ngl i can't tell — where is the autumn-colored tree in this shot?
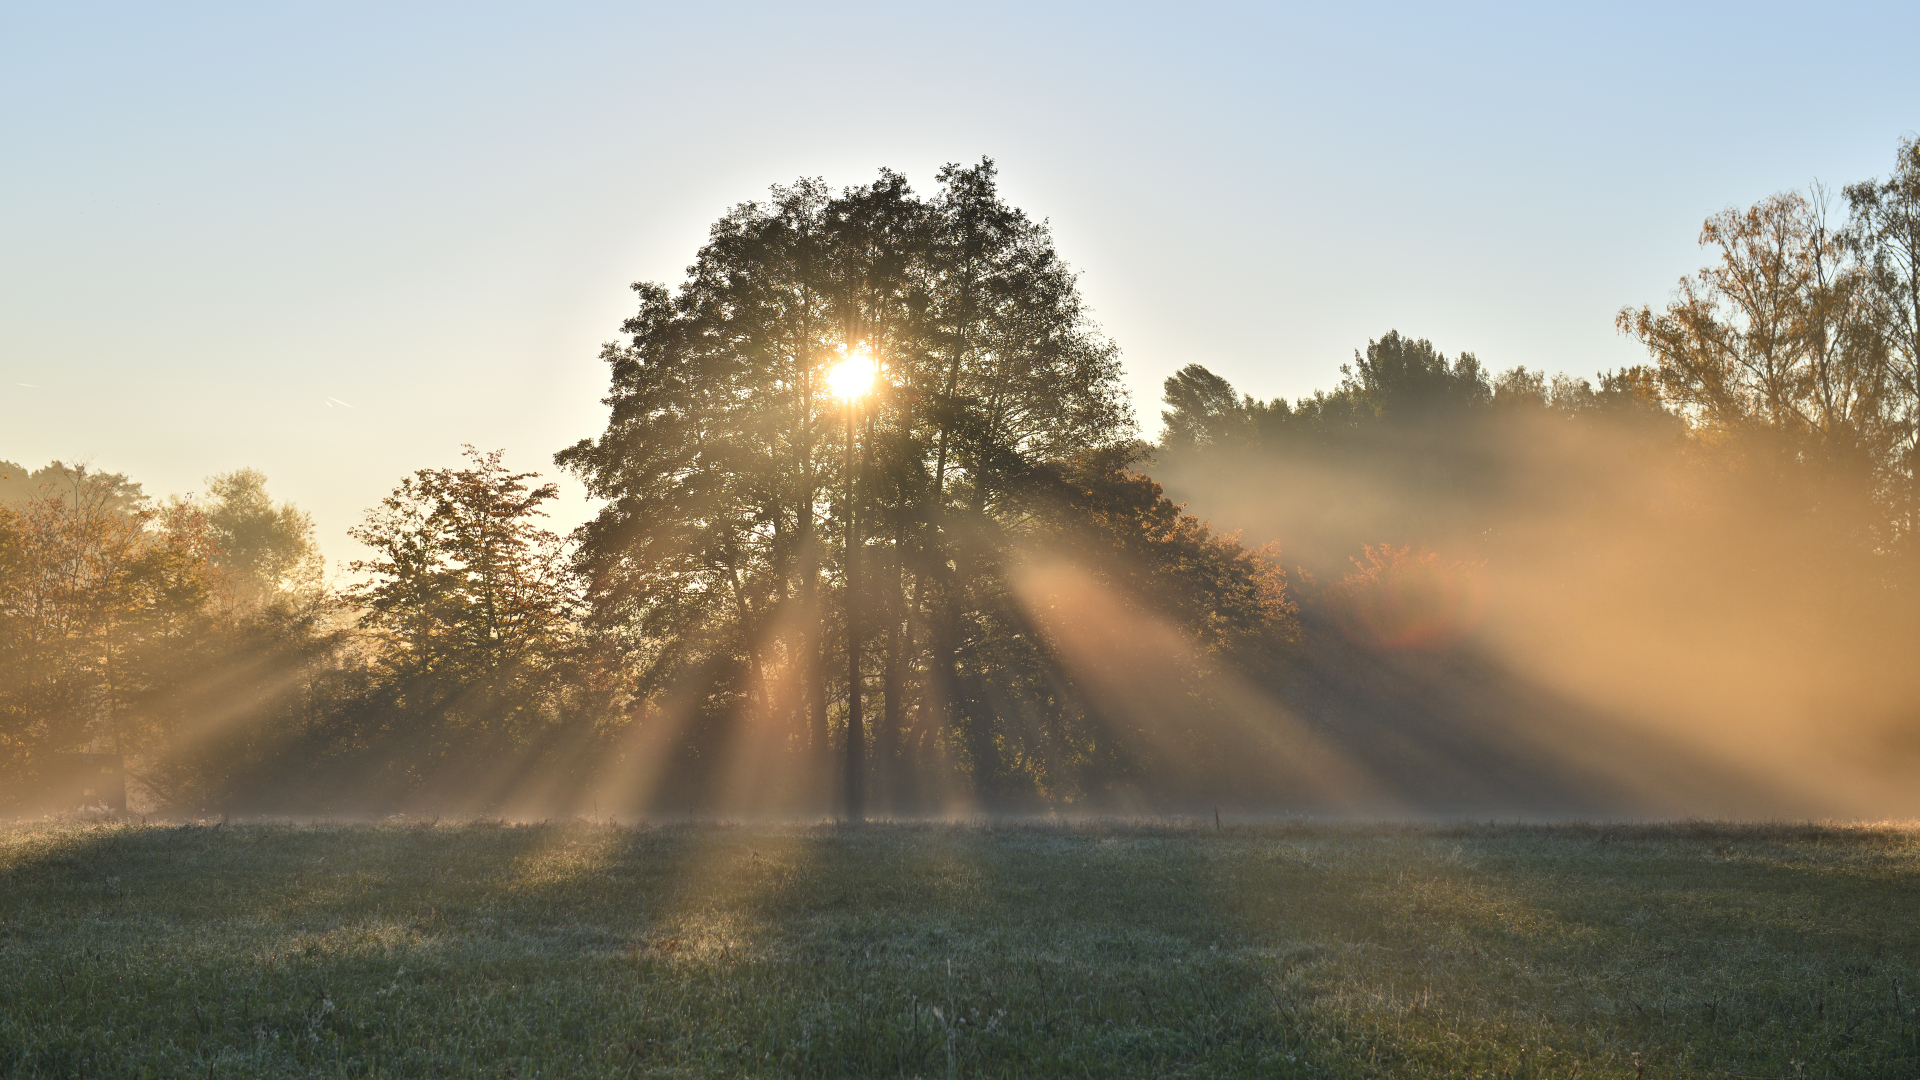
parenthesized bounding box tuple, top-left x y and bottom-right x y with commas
(1321, 543, 1485, 651)
(344, 447, 590, 802)
(0, 464, 281, 809)
(1616, 188, 1892, 457)
(0, 467, 159, 769)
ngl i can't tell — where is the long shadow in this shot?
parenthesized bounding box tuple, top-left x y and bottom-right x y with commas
(0, 821, 697, 1077)
(0, 821, 1341, 1077)
(1441, 821, 1920, 1076)
(1177, 820, 1920, 1078)
(4, 820, 1916, 1078)
(693, 820, 1351, 1077)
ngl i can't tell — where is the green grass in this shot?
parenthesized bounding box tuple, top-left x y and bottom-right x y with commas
(2, 820, 1917, 1078)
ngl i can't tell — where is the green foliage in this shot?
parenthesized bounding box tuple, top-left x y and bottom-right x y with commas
(10, 141, 1920, 818)
(1156, 338, 1676, 583)
(204, 467, 322, 604)
(1338, 330, 1491, 418)
(1160, 364, 1260, 453)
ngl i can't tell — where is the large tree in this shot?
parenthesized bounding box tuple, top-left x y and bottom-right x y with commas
(559, 161, 1183, 812)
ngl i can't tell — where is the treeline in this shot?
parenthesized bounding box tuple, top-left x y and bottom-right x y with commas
(1150, 138, 1920, 815)
(4, 139, 1917, 817)
(1160, 139, 1919, 614)
(0, 452, 630, 814)
(0, 464, 343, 810)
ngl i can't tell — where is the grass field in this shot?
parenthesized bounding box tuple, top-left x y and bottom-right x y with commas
(2, 819, 1917, 1078)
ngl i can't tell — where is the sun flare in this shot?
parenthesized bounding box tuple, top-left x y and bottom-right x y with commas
(827, 349, 876, 401)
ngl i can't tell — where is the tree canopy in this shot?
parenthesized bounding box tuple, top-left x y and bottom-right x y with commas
(556, 160, 1298, 812)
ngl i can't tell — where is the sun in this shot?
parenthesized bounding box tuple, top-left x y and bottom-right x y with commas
(828, 348, 876, 401)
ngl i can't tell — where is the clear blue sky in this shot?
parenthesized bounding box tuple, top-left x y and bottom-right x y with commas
(3, 0, 1916, 571)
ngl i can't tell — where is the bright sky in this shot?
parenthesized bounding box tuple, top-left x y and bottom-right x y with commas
(4, 1, 1916, 573)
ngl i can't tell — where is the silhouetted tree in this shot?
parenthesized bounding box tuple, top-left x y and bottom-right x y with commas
(560, 161, 1145, 810)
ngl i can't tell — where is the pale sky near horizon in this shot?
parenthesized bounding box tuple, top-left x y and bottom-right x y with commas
(3, 1, 1916, 573)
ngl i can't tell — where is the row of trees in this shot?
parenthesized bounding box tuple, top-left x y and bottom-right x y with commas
(0, 464, 335, 808)
(5, 138, 1916, 817)
(1142, 137, 1920, 817)
(1157, 137, 1920, 578)
(0, 450, 628, 813)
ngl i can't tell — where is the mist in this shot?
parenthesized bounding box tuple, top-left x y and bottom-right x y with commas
(1149, 358, 1920, 820)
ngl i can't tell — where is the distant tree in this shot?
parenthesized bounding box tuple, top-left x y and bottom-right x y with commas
(204, 468, 323, 606)
(1616, 188, 1891, 456)
(0, 460, 145, 509)
(0, 464, 262, 808)
(0, 500, 31, 793)
(345, 448, 586, 799)
(0, 466, 157, 763)
(1336, 331, 1491, 419)
(1160, 364, 1262, 453)
(1151, 342, 1681, 587)
(1158, 333, 1501, 466)
(131, 472, 345, 812)
(0, 461, 27, 502)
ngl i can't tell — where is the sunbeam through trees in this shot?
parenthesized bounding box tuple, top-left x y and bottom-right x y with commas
(5, 141, 1920, 819)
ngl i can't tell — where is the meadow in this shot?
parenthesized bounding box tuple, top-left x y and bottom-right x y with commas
(1, 819, 1915, 1078)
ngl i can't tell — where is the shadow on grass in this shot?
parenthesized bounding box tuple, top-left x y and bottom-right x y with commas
(1, 819, 1917, 1078)
(711, 822, 1342, 1077)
